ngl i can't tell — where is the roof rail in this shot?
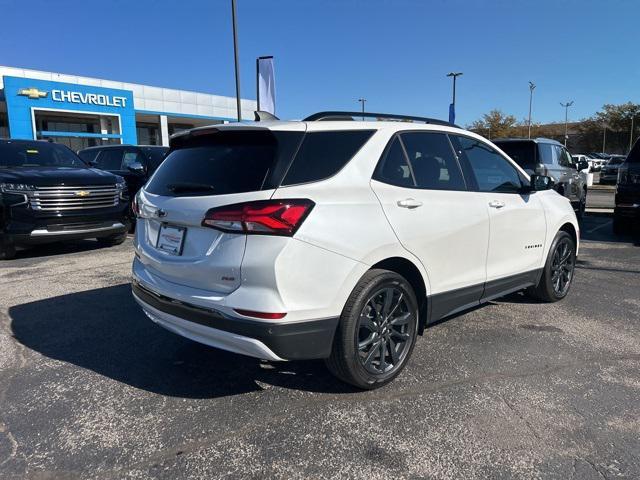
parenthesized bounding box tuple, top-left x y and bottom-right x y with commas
(303, 111, 458, 127)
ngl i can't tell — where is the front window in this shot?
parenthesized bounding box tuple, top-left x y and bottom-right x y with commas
(0, 141, 86, 168)
(453, 136, 525, 193)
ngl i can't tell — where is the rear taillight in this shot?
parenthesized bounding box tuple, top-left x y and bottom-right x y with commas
(202, 199, 314, 236)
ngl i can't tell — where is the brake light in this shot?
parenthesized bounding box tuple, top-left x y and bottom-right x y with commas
(202, 199, 314, 236)
(234, 309, 287, 319)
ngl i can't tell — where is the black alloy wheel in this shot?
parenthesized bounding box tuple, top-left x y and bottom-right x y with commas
(550, 237, 575, 297)
(326, 269, 419, 389)
(356, 287, 414, 375)
(527, 230, 576, 302)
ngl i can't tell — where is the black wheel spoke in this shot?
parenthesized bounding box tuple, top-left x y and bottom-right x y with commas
(358, 334, 376, 350)
(363, 342, 379, 367)
(388, 338, 400, 364)
(381, 288, 394, 316)
(356, 284, 416, 376)
(378, 341, 388, 371)
(391, 330, 410, 342)
(389, 312, 411, 326)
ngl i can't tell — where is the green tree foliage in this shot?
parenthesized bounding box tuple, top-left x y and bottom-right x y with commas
(469, 102, 640, 153)
(578, 102, 640, 153)
(468, 110, 518, 139)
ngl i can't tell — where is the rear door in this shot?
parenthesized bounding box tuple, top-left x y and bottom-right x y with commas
(135, 128, 304, 293)
(451, 135, 546, 292)
(371, 132, 490, 315)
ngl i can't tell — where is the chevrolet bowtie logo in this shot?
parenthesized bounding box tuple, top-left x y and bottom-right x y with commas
(75, 190, 90, 197)
(18, 88, 48, 99)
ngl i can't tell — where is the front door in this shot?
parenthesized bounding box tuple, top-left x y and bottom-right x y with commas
(451, 135, 546, 296)
(371, 132, 490, 317)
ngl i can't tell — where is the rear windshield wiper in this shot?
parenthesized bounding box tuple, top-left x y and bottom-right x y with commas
(166, 182, 216, 193)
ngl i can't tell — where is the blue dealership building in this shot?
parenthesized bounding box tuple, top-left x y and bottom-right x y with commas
(0, 65, 257, 150)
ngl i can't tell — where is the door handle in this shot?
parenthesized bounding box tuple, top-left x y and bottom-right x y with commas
(488, 200, 506, 209)
(397, 198, 423, 209)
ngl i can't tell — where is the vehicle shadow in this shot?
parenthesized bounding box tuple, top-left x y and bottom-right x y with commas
(11, 239, 120, 261)
(9, 284, 357, 399)
(580, 212, 639, 245)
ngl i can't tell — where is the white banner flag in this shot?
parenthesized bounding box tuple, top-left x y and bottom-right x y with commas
(257, 56, 276, 115)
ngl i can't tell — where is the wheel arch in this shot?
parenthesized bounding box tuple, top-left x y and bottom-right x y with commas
(370, 256, 428, 334)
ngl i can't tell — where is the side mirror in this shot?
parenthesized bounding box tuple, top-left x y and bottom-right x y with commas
(530, 174, 554, 191)
(577, 159, 589, 171)
(88, 160, 98, 167)
(127, 162, 145, 174)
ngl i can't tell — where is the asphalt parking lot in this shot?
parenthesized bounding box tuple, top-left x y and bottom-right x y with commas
(1, 192, 639, 479)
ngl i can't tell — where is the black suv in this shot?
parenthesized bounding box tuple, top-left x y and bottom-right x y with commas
(613, 139, 640, 234)
(0, 139, 129, 260)
(78, 145, 169, 199)
(493, 138, 589, 218)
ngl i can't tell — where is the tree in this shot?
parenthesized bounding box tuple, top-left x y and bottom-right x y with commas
(578, 102, 640, 154)
(468, 110, 518, 139)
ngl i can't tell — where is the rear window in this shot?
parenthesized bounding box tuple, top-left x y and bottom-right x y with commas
(282, 130, 374, 185)
(494, 141, 537, 171)
(0, 141, 86, 168)
(146, 130, 303, 196)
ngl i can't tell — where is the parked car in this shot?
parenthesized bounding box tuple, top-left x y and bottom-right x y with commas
(492, 138, 588, 218)
(587, 152, 610, 171)
(613, 140, 640, 234)
(78, 145, 169, 199)
(0, 139, 129, 260)
(572, 154, 594, 172)
(600, 155, 626, 184)
(131, 112, 579, 389)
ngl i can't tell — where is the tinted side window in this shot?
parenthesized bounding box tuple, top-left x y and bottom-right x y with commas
(399, 132, 466, 190)
(374, 136, 414, 187)
(94, 149, 123, 170)
(538, 143, 555, 165)
(282, 130, 374, 185)
(78, 149, 99, 163)
(557, 146, 573, 168)
(456, 136, 524, 193)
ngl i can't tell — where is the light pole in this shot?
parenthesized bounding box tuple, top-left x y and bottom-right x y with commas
(527, 81, 536, 139)
(602, 123, 607, 155)
(358, 98, 366, 120)
(446, 72, 463, 124)
(560, 101, 574, 147)
(231, 0, 242, 121)
(630, 116, 636, 153)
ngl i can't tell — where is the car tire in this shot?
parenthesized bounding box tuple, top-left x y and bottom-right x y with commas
(325, 269, 419, 389)
(0, 243, 16, 260)
(526, 231, 576, 303)
(612, 215, 630, 235)
(96, 232, 127, 247)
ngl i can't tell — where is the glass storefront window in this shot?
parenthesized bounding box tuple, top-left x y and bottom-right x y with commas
(0, 112, 9, 138)
(136, 123, 160, 145)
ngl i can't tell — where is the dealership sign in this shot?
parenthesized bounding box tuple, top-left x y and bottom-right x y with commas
(18, 87, 127, 108)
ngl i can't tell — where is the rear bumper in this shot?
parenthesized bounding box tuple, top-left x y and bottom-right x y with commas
(132, 280, 339, 361)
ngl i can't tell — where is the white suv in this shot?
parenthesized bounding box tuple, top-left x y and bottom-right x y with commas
(131, 112, 579, 389)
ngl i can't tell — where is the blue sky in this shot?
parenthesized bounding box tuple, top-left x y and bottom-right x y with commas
(1, 0, 637, 126)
